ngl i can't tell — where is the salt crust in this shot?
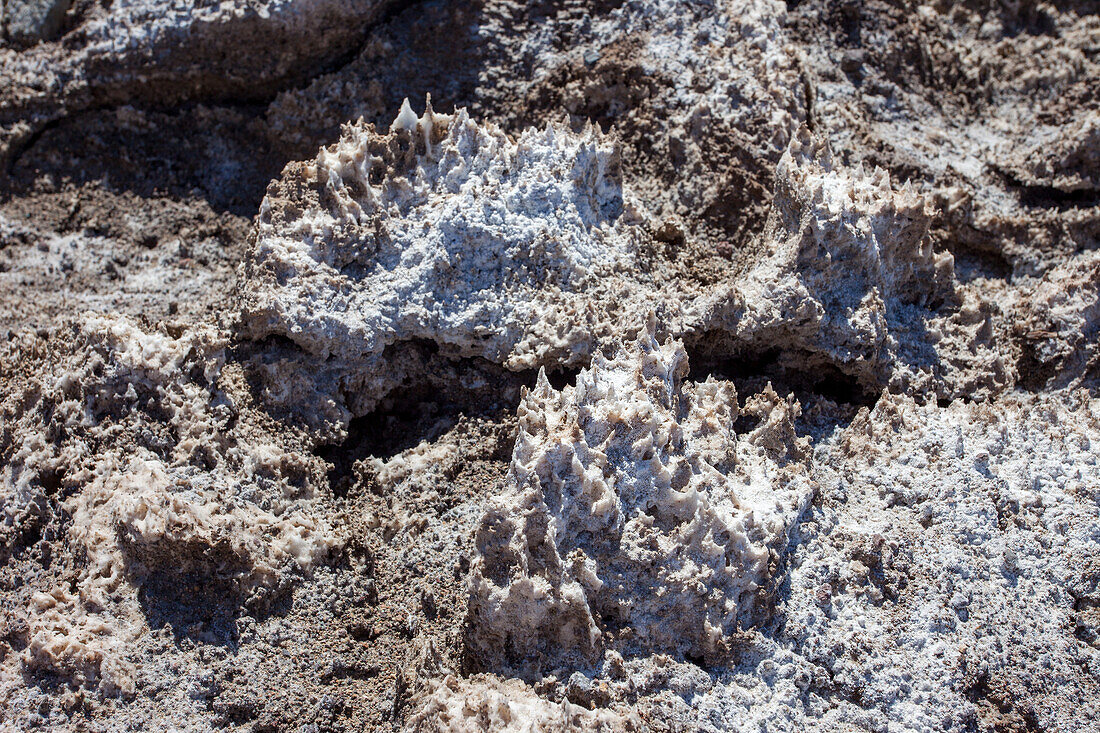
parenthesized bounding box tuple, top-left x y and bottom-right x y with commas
(4, 315, 339, 694)
(466, 321, 813, 676)
(242, 106, 1010, 437)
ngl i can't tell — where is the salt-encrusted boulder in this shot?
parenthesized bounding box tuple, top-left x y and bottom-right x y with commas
(244, 109, 1009, 426)
(263, 0, 807, 259)
(241, 100, 661, 419)
(696, 128, 1006, 399)
(466, 322, 813, 676)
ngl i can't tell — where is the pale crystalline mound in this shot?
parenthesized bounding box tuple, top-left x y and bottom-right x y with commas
(23, 454, 337, 696)
(467, 322, 813, 676)
(699, 127, 1006, 399)
(241, 100, 657, 418)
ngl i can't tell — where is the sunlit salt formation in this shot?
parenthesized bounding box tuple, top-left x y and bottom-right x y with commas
(241, 98, 654, 421)
(466, 321, 813, 676)
(699, 127, 1006, 399)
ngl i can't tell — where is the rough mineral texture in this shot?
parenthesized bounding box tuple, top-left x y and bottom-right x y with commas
(467, 325, 813, 675)
(788, 1, 1099, 278)
(240, 105, 657, 425)
(0, 0, 395, 163)
(694, 128, 1007, 400)
(1, 0, 1098, 731)
(2, 315, 340, 699)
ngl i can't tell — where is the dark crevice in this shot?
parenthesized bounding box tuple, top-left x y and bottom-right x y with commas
(801, 69, 815, 132)
(1015, 183, 1100, 210)
(1015, 341, 1056, 393)
(244, 333, 301, 353)
(315, 360, 580, 497)
(317, 392, 460, 492)
(36, 467, 64, 494)
(683, 651, 707, 670)
(995, 168, 1100, 211)
(545, 366, 580, 391)
(690, 347, 782, 383)
(944, 241, 1014, 282)
(805, 364, 874, 406)
(688, 346, 878, 409)
(685, 344, 877, 443)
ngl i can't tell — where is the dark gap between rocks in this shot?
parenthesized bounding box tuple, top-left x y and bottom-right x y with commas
(996, 168, 1100, 212)
(316, 362, 580, 498)
(688, 346, 877, 404)
(1016, 183, 1100, 211)
(686, 344, 876, 439)
(946, 243, 1014, 282)
(315, 339, 878, 501)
